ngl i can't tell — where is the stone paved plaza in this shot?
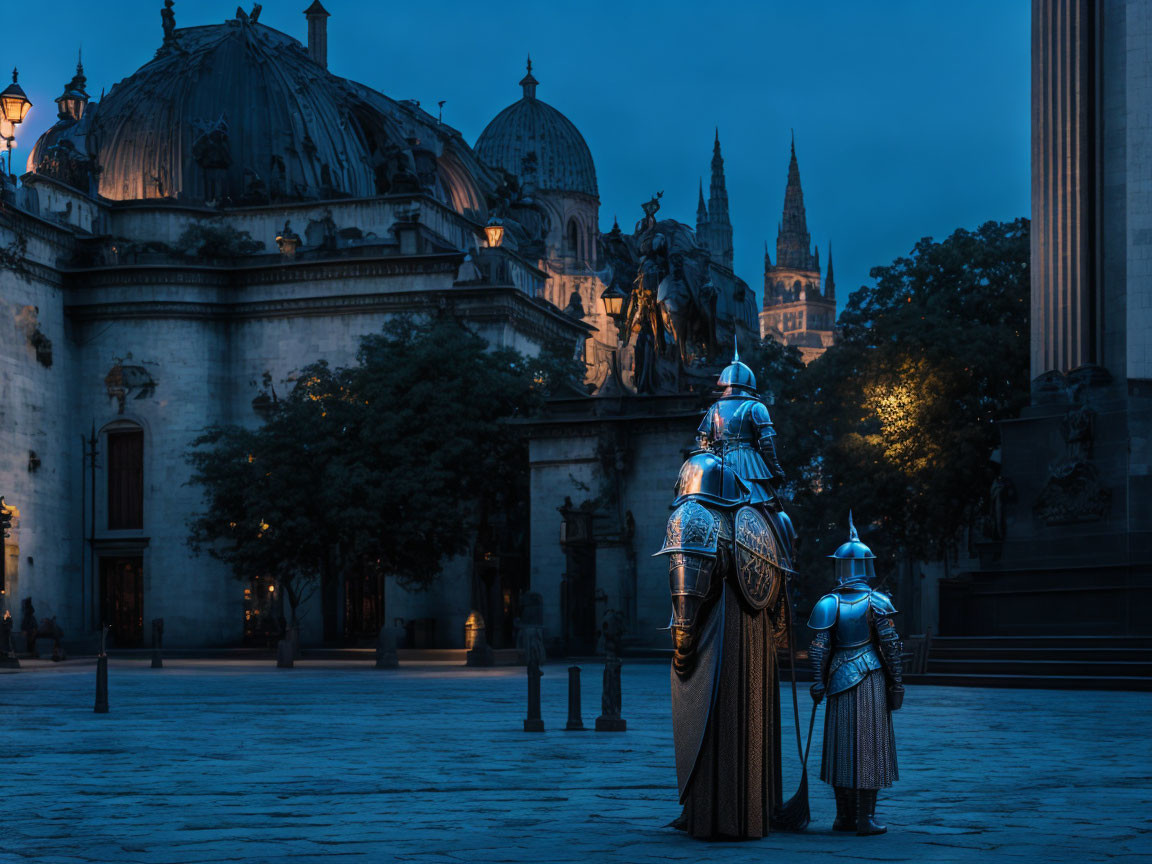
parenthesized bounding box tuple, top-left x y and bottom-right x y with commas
(1, 659, 1149, 864)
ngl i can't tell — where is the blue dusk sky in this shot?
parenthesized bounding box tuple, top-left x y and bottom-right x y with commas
(6, 0, 1030, 313)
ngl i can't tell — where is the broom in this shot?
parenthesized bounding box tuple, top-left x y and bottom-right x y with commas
(771, 576, 817, 832)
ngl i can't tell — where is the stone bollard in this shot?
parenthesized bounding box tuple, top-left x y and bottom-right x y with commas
(523, 655, 544, 732)
(150, 618, 164, 669)
(595, 656, 627, 731)
(276, 626, 296, 669)
(0, 612, 19, 669)
(565, 665, 585, 731)
(375, 625, 399, 669)
(94, 624, 110, 714)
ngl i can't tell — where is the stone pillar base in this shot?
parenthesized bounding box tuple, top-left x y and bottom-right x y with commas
(595, 715, 627, 731)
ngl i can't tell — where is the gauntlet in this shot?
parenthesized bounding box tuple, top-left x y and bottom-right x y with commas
(809, 629, 830, 702)
(875, 615, 904, 710)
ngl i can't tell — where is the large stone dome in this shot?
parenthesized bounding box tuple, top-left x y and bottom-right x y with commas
(475, 62, 598, 199)
(27, 11, 490, 212)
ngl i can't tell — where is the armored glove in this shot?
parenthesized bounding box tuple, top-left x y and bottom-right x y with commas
(875, 615, 904, 707)
(672, 627, 696, 676)
(808, 629, 830, 703)
(887, 683, 905, 711)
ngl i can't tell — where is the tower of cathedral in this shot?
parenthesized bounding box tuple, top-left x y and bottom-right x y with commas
(760, 136, 836, 363)
(695, 129, 734, 270)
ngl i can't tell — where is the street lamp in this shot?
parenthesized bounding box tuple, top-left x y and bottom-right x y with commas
(0, 69, 32, 178)
(600, 283, 629, 344)
(484, 216, 505, 249)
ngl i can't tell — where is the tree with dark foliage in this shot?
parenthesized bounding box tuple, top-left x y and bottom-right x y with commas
(186, 316, 580, 629)
(767, 219, 1031, 604)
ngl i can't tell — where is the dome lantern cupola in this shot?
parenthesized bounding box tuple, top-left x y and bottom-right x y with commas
(475, 58, 598, 199)
(520, 56, 538, 100)
(55, 51, 89, 123)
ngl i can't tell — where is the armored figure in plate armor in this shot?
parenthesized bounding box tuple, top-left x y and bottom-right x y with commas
(659, 366, 797, 840)
(808, 514, 904, 836)
(696, 342, 788, 508)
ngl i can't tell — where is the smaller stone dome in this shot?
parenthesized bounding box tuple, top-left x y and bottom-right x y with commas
(475, 60, 598, 199)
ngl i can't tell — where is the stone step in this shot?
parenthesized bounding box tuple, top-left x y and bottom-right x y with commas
(929, 635, 1152, 650)
(927, 658, 1152, 677)
(905, 673, 1152, 692)
(930, 647, 1152, 662)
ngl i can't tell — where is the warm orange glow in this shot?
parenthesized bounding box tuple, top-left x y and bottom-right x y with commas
(484, 217, 504, 248)
(0, 70, 32, 125)
(268, 584, 276, 593)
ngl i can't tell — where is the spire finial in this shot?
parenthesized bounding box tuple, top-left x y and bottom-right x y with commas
(77, 47, 83, 75)
(733, 333, 739, 364)
(848, 511, 858, 541)
(790, 128, 795, 154)
(519, 55, 539, 99)
(11, 68, 18, 84)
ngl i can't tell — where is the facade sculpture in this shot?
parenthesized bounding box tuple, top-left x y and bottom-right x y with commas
(658, 354, 795, 839)
(807, 515, 903, 836)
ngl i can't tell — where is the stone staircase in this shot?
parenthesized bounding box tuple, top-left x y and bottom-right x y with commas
(905, 636, 1152, 691)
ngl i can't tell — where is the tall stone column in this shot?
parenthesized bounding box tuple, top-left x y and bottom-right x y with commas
(1031, 0, 1097, 380)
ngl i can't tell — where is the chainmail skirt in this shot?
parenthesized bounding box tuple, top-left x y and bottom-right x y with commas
(819, 669, 898, 789)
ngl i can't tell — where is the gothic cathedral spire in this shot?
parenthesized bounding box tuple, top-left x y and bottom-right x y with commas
(825, 241, 836, 301)
(696, 178, 709, 246)
(776, 134, 815, 271)
(703, 129, 734, 269)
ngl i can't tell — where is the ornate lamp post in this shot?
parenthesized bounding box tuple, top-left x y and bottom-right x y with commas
(0, 69, 32, 178)
(599, 283, 629, 344)
(599, 284, 632, 394)
(484, 216, 505, 249)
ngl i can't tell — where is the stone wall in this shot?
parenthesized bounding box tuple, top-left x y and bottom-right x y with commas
(0, 213, 81, 633)
(527, 400, 698, 650)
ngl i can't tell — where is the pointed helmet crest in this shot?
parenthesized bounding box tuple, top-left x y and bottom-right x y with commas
(716, 334, 756, 395)
(830, 510, 876, 584)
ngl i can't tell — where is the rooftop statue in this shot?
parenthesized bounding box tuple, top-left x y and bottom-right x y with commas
(599, 195, 758, 395)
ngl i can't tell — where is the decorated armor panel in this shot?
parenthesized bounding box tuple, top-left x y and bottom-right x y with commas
(826, 643, 884, 695)
(732, 505, 787, 610)
(657, 500, 720, 558)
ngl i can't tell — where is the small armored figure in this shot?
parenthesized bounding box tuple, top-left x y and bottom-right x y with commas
(696, 342, 787, 507)
(808, 515, 904, 835)
(660, 352, 796, 840)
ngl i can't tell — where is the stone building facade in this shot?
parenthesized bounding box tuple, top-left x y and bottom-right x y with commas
(943, 0, 1152, 636)
(760, 139, 836, 363)
(0, 7, 591, 649)
(475, 61, 615, 391)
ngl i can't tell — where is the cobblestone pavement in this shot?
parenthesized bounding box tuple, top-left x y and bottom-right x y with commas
(1, 659, 1149, 864)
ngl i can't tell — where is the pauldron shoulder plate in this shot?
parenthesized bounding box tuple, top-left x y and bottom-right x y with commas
(656, 500, 720, 558)
(807, 594, 839, 630)
(869, 589, 898, 617)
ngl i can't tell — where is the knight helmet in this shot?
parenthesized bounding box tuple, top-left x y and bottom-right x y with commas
(716, 336, 757, 397)
(673, 451, 750, 509)
(829, 511, 876, 585)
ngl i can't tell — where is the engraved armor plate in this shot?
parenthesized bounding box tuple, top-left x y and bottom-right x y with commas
(656, 500, 720, 557)
(733, 506, 786, 610)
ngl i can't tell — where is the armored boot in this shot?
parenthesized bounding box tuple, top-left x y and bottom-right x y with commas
(855, 790, 886, 836)
(832, 788, 856, 831)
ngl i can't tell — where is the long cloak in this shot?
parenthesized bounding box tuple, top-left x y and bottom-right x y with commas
(671, 580, 783, 839)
